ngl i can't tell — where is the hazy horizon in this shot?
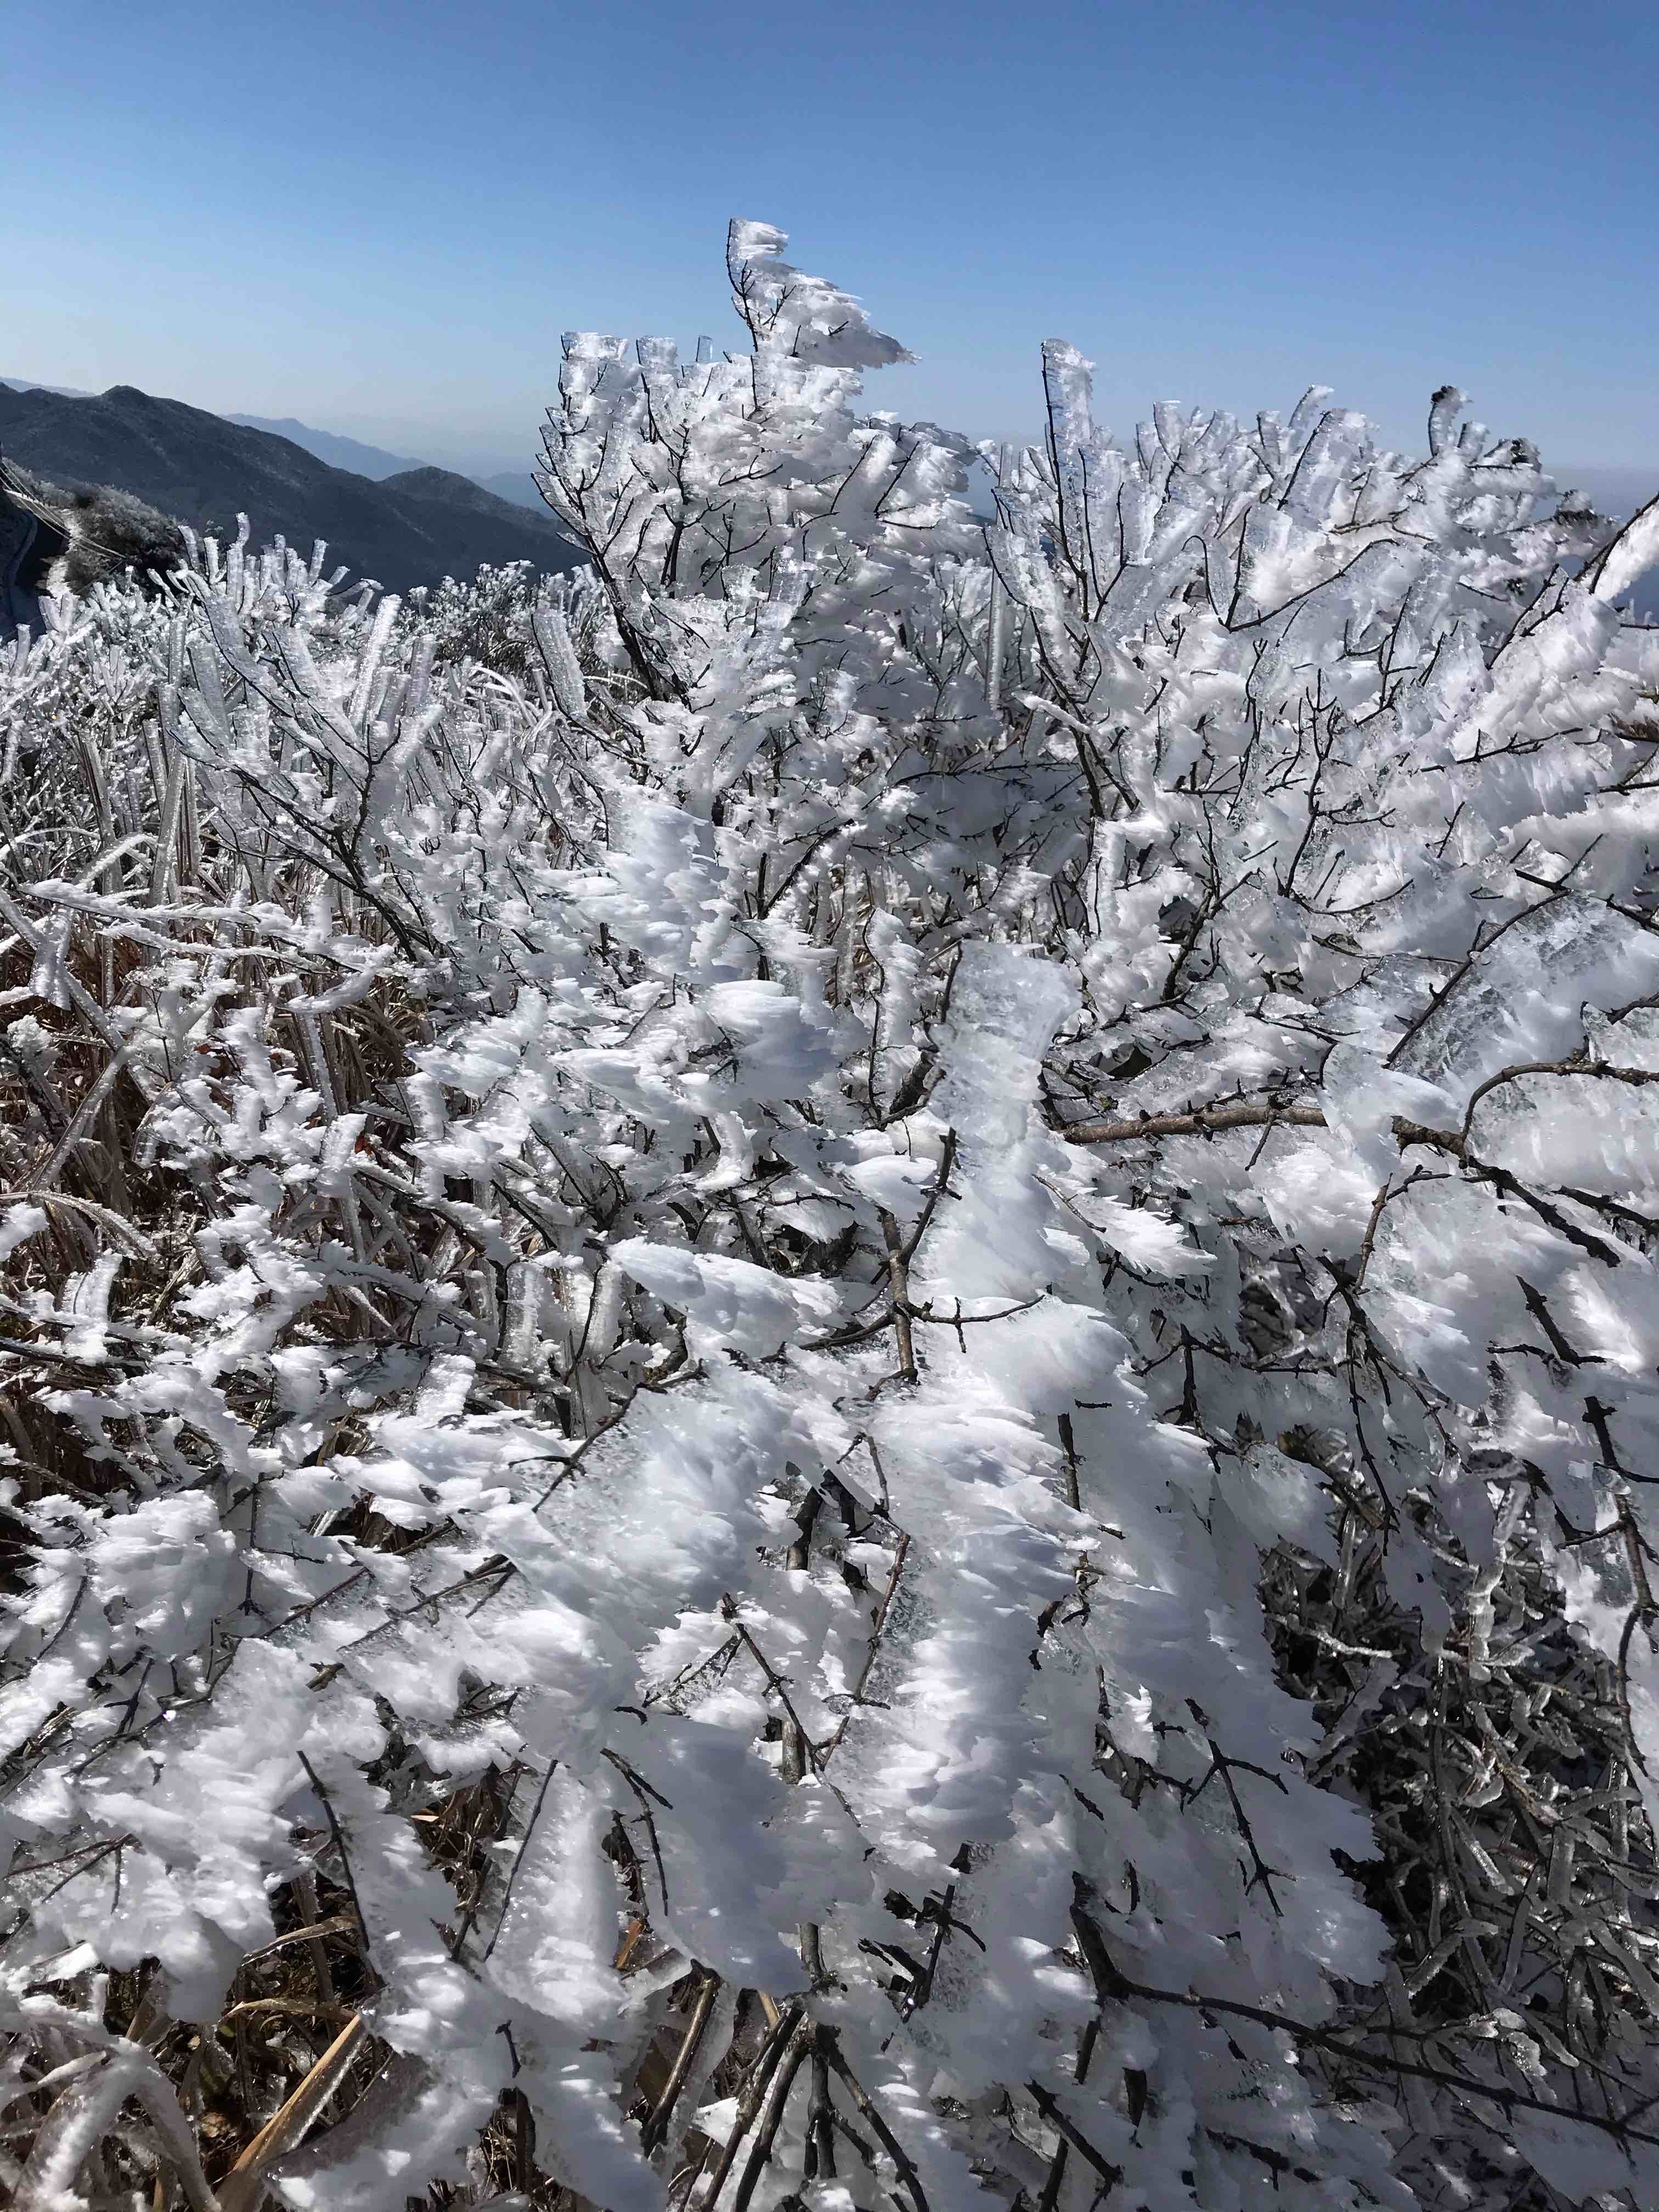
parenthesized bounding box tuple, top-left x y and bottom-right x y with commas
(5, 376, 1657, 518)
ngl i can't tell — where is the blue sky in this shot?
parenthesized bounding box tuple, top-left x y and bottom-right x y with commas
(5, 0, 1656, 478)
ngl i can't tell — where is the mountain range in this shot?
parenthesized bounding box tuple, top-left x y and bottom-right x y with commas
(0, 381, 576, 595)
(2, 374, 1652, 611)
(221, 415, 543, 511)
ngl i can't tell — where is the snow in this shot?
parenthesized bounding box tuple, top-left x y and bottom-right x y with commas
(3, 218, 1659, 2211)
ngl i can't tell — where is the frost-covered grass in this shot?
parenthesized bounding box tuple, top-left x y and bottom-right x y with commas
(2, 221, 1659, 2211)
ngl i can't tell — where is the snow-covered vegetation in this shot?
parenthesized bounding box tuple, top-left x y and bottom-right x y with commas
(2, 219, 1659, 2212)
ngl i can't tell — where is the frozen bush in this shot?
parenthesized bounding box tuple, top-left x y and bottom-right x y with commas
(0, 220, 1657, 2212)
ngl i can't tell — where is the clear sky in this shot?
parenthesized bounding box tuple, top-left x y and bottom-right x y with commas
(4, 0, 1656, 479)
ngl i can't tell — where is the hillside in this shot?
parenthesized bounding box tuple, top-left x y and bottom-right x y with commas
(0, 381, 580, 594)
(224, 412, 426, 481)
(474, 467, 543, 508)
(230, 416, 543, 507)
(230, 413, 544, 507)
(1, 374, 92, 398)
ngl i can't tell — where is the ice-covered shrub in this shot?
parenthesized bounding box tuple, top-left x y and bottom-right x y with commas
(1, 219, 1657, 2212)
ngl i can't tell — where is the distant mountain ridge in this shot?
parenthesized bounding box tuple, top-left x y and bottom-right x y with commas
(225, 414, 426, 482)
(0, 382, 579, 595)
(226, 417, 544, 510)
(3, 374, 1651, 607)
(1, 376, 92, 399)
(473, 469, 543, 511)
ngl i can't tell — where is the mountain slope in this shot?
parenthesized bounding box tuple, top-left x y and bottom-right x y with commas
(226, 416, 546, 509)
(474, 468, 543, 509)
(0, 383, 580, 594)
(225, 413, 425, 481)
(229, 415, 545, 508)
(1, 375, 93, 398)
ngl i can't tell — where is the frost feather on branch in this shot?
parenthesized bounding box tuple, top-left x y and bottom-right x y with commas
(0, 218, 1658, 2212)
